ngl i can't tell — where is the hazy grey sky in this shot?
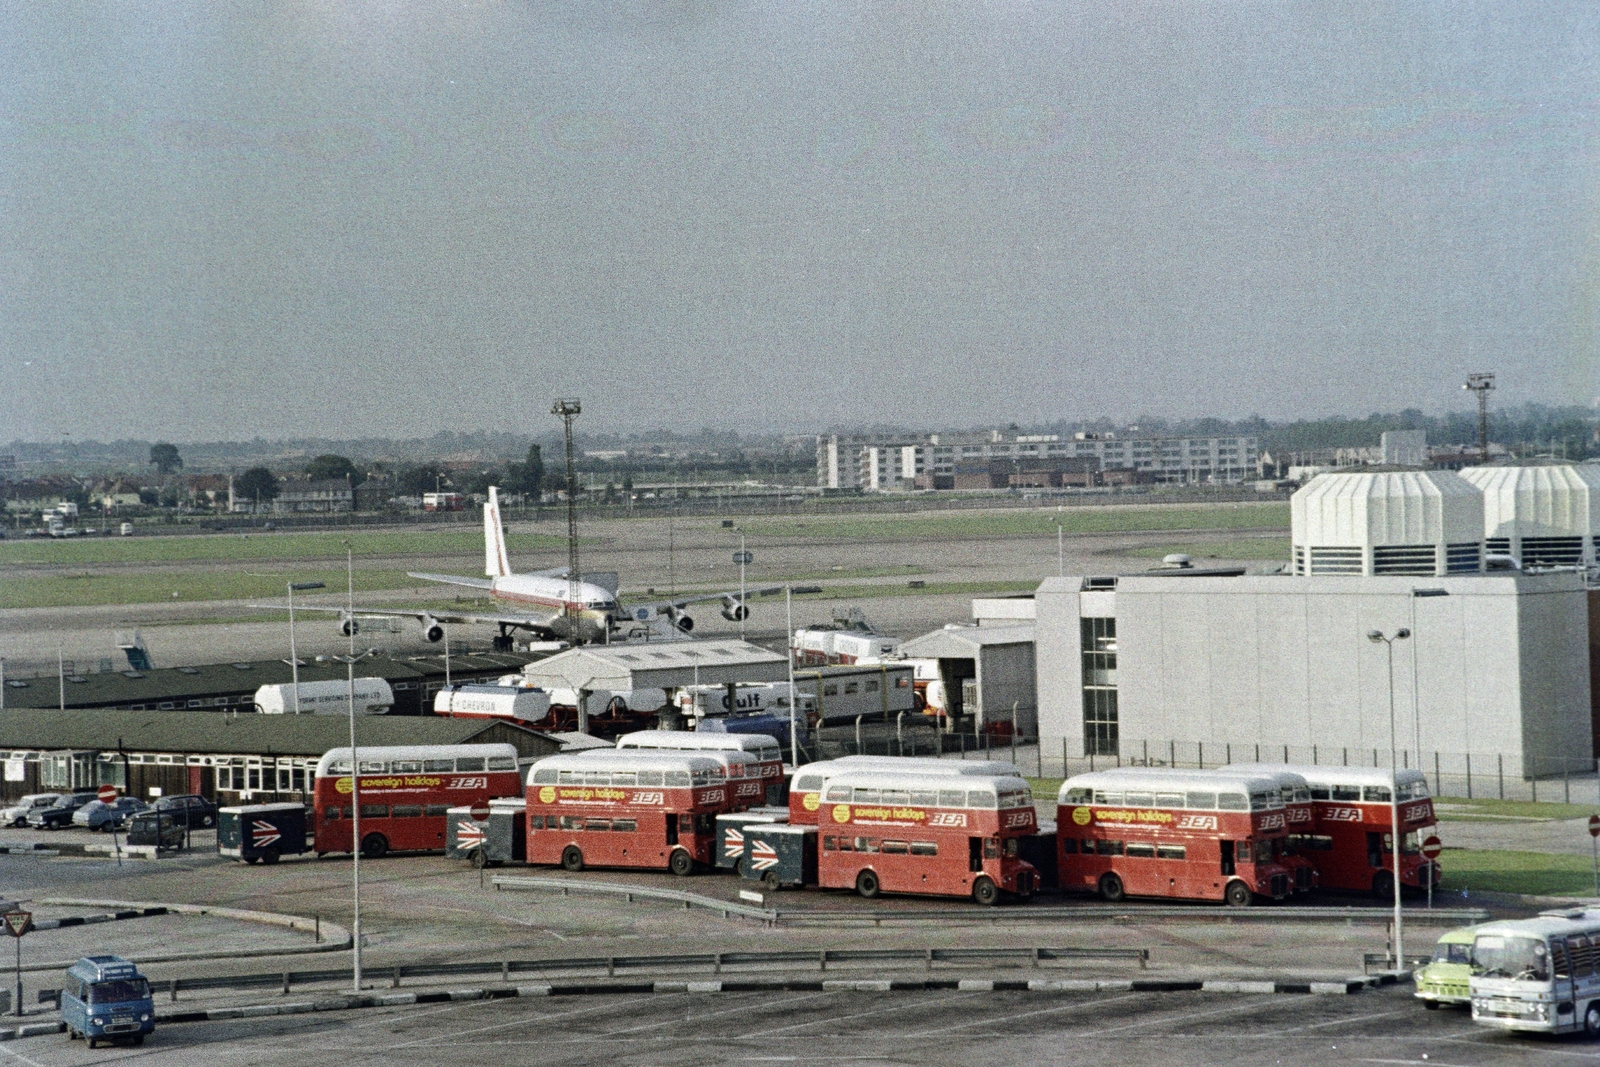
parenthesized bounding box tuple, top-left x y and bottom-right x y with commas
(3, 2, 1597, 440)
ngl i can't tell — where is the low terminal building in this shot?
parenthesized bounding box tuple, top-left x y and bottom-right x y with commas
(0, 652, 532, 717)
(896, 625, 1037, 737)
(0, 709, 559, 806)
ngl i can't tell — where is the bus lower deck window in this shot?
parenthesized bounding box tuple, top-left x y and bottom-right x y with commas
(983, 838, 999, 859)
(1095, 840, 1123, 857)
(560, 815, 583, 830)
(823, 836, 836, 851)
(361, 805, 389, 819)
(1003, 838, 1019, 858)
(1254, 841, 1272, 863)
(1156, 844, 1186, 860)
(881, 841, 909, 854)
(909, 842, 938, 856)
(854, 837, 877, 853)
(1060, 838, 1078, 854)
(1125, 843, 1156, 858)
(612, 818, 637, 832)
(587, 818, 611, 832)
(529, 816, 544, 830)
(838, 837, 853, 851)
(425, 805, 451, 817)
(392, 805, 422, 818)
(325, 808, 341, 820)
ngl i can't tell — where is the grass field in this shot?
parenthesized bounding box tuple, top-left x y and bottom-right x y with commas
(0, 569, 427, 609)
(1435, 797, 1600, 822)
(1120, 539, 1292, 561)
(790, 579, 1042, 601)
(743, 502, 1290, 541)
(0, 528, 568, 566)
(1440, 849, 1597, 897)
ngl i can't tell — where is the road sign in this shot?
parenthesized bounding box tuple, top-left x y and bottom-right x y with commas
(469, 804, 491, 822)
(96, 785, 117, 804)
(1421, 836, 1442, 860)
(2, 913, 30, 939)
(1590, 815, 1600, 838)
(733, 551, 753, 565)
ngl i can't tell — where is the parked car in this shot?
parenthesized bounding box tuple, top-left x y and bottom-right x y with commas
(73, 798, 146, 833)
(60, 955, 154, 1048)
(126, 812, 185, 852)
(151, 794, 216, 829)
(27, 793, 99, 830)
(1, 793, 61, 827)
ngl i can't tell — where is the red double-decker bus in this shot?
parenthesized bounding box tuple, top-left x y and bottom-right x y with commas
(1214, 765, 1318, 894)
(313, 744, 522, 858)
(816, 769, 1038, 905)
(1233, 764, 1438, 898)
(788, 757, 1021, 825)
(1056, 769, 1295, 906)
(525, 750, 737, 875)
(615, 731, 784, 807)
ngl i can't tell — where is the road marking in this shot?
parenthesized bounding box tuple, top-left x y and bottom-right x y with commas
(1071, 996, 1279, 1037)
(901, 992, 1145, 1037)
(378, 993, 662, 1048)
(0, 1043, 48, 1067)
(1280, 1008, 1414, 1032)
(599, 992, 832, 1036)
(734, 992, 985, 1039)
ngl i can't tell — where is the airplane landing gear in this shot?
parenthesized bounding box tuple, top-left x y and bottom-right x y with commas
(493, 625, 515, 652)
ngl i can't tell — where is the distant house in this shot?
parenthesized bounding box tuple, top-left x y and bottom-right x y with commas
(186, 474, 231, 509)
(3, 477, 79, 514)
(273, 477, 354, 513)
(92, 479, 142, 508)
(354, 476, 392, 511)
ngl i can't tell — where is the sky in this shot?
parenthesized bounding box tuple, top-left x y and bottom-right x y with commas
(2, 2, 1598, 441)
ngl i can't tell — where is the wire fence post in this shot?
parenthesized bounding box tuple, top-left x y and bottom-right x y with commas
(1498, 754, 1504, 801)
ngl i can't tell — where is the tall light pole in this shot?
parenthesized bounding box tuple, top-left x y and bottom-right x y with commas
(552, 398, 582, 642)
(786, 586, 799, 765)
(1463, 373, 1495, 465)
(286, 580, 325, 714)
(1368, 626, 1411, 972)
(334, 644, 377, 993)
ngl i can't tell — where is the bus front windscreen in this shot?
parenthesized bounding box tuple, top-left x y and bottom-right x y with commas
(1472, 935, 1550, 981)
(89, 979, 150, 1004)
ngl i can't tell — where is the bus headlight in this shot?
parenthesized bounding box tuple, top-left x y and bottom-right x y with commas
(92, 1017, 103, 1025)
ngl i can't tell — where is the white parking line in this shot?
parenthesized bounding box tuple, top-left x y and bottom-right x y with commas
(378, 993, 663, 1048)
(1279, 1008, 1414, 1032)
(733, 992, 986, 1039)
(598, 991, 833, 1036)
(900, 992, 1145, 1037)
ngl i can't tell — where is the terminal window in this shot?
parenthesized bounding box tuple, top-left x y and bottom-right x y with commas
(1080, 617, 1118, 757)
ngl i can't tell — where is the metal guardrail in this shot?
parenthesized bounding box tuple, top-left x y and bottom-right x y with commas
(492, 875, 780, 923)
(1362, 952, 1431, 975)
(40, 945, 1150, 1003)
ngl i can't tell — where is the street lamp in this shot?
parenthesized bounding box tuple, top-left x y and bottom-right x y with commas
(286, 581, 326, 714)
(333, 644, 379, 993)
(1367, 626, 1411, 972)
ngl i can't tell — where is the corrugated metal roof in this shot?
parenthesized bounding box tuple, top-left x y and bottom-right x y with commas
(898, 625, 1035, 658)
(523, 639, 787, 691)
(0, 708, 553, 758)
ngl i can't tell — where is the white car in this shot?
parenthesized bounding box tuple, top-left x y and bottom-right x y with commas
(1, 794, 62, 827)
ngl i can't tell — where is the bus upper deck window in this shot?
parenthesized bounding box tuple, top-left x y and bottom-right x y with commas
(910, 790, 938, 806)
(329, 760, 352, 775)
(425, 759, 455, 772)
(794, 775, 822, 792)
(532, 768, 557, 784)
(939, 790, 966, 807)
(1124, 793, 1154, 808)
(1308, 785, 1330, 800)
(1064, 788, 1092, 805)
(612, 772, 637, 785)
(968, 791, 997, 809)
(390, 761, 422, 774)
(1331, 785, 1360, 801)
(1363, 786, 1391, 803)
(1217, 793, 1248, 811)
(1186, 792, 1216, 809)
(1155, 793, 1184, 808)
(638, 771, 663, 786)
(854, 788, 881, 804)
(487, 757, 517, 771)
(457, 758, 486, 772)
(1094, 791, 1123, 807)
(666, 771, 691, 787)
(1249, 791, 1278, 810)
(359, 761, 386, 774)
(883, 790, 910, 805)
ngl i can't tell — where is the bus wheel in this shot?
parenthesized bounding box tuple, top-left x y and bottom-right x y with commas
(1584, 1001, 1600, 1037)
(1422, 1000, 1440, 1011)
(1098, 873, 1125, 903)
(1372, 870, 1394, 901)
(561, 846, 584, 872)
(261, 849, 280, 866)
(360, 834, 388, 859)
(856, 870, 880, 898)
(972, 877, 999, 907)
(1224, 881, 1252, 908)
(762, 870, 781, 893)
(669, 849, 694, 877)
(131, 1033, 145, 1047)
(87, 1037, 98, 1050)
(470, 848, 489, 870)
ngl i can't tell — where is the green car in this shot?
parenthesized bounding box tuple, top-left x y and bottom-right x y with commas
(1415, 924, 1482, 1008)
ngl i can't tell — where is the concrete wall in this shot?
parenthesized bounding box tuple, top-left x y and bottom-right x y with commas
(976, 641, 1037, 736)
(1035, 572, 1592, 776)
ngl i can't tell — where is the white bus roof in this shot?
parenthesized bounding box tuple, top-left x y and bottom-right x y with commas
(792, 756, 1021, 787)
(821, 769, 1032, 794)
(526, 750, 731, 776)
(315, 743, 518, 776)
(1058, 768, 1288, 803)
(1221, 763, 1429, 789)
(1474, 915, 1600, 941)
(618, 731, 779, 755)
(1200, 764, 1310, 788)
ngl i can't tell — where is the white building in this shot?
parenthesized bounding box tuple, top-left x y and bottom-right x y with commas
(1458, 462, 1600, 568)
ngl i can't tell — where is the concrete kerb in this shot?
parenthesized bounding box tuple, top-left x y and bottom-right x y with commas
(17, 898, 351, 973)
(0, 970, 1385, 1041)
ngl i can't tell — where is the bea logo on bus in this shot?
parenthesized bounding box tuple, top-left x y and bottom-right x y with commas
(1071, 807, 1092, 826)
(832, 805, 852, 824)
(802, 793, 821, 812)
(538, 786, 556, 804)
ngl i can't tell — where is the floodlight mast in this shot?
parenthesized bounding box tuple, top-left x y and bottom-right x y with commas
(1463, 373, 1495, 464)
(552, 399, 582, 641)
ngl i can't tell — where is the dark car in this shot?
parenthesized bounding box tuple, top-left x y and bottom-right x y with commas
(26, 793, 99, 830)
(127, 811, 185, 851)
(152, 794, 216, 829)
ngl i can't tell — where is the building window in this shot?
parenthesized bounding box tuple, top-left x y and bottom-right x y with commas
(1372, 545, 1436, 576)
(1081, 617, 1119, 757)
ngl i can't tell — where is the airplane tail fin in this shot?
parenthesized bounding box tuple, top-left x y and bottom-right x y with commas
(484, 487, 512, 579)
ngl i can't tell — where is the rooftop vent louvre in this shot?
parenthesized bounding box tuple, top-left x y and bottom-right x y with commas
(1307, 547, 1363, 575)
(1372, 545, 1437, 576)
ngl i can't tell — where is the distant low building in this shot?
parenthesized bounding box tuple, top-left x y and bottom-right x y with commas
(273, 477, 354, 513)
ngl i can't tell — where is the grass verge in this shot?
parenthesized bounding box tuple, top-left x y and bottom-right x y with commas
(1434, 797, 1600, 822)
(743, 502, 1289, 541)
(1440, 849, 1598, 898)
(0, 569, 427, 609)
(1119, 539, 1292, 561)
(0, 528, 568, 566)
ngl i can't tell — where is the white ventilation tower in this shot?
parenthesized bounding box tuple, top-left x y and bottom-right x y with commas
(1291, 470, 1485, 576)
(1457, 462, 1600, 568)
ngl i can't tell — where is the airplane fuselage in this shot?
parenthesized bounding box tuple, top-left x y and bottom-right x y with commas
(489, 573, 623, 643)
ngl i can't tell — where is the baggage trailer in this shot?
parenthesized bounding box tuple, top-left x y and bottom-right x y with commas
(741, 823, 817, 890)
(715, 809, 788, 874)
(446, 798, 526, 868)
(218, 803, 309, 865)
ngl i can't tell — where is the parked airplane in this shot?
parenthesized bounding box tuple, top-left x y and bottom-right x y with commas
(269, 488, 794, 648)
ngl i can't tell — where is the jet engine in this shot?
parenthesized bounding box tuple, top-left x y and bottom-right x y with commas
(340, 616, 360, 637)
(422, 615, 445, 643)
(674, 612, 695, 633)
(720, 597, 749, 622)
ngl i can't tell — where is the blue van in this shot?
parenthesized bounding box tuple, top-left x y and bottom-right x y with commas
(60, 956, 154, 1048)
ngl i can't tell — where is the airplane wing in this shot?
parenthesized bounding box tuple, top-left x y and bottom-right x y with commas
(627, 585, 822, 616)
(407, 572, 494, 590)
(245, 602, 564, 638)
